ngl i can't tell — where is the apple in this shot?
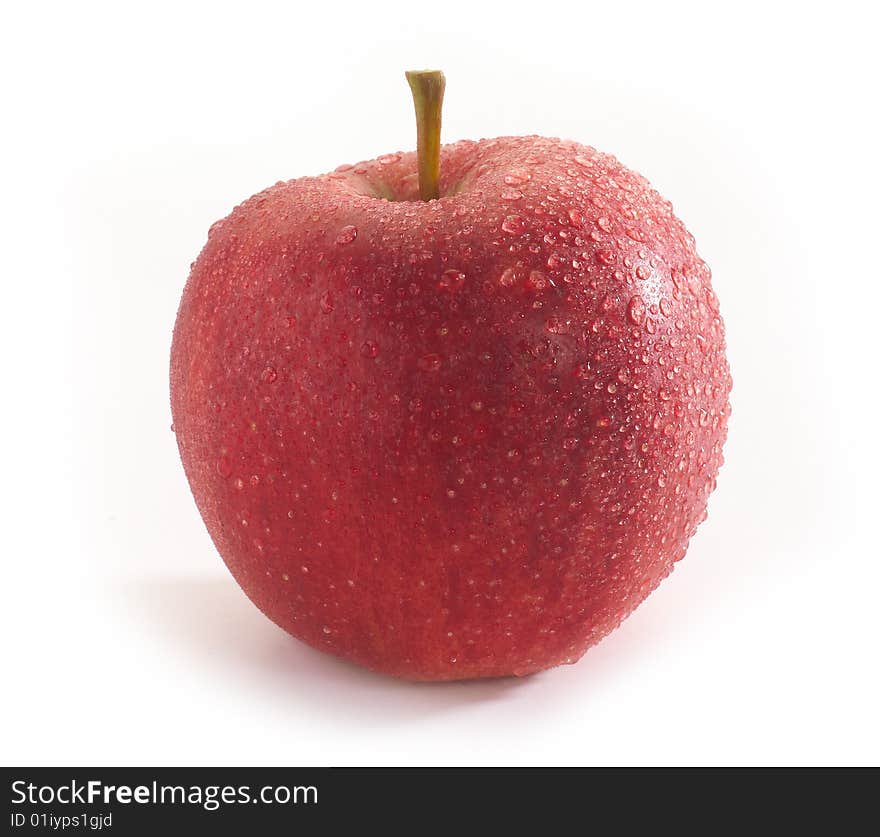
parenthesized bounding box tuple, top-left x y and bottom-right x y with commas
(170, 71, 731, 680)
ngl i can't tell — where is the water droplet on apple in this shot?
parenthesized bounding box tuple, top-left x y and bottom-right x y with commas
(502, 215, 525, 235)
(526, 270, 548, 292)
(336, 225, 358, 245)
(417, 353, 442, 371)
(216, 457, 232, 478)
(546, 317, 570, 334)
(568, 208, 585, 228)
(504, 168, 531, 185)
(499, 267, 517, 287)
(438, 269, 466, 292)
(627, 296, 646, 325)
(360, 340, 379, 359)
(501, 187, 523, 201)
(319, 291, 334, 313)
(261, 366, 277, 384)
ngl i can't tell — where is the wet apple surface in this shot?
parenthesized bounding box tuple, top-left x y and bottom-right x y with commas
(171, 127, 731, 680)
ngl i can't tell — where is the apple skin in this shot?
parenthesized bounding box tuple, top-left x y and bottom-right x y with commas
(171, 136, 731, 680)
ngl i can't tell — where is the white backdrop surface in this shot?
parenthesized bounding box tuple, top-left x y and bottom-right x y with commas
(1, 1, 877, 765)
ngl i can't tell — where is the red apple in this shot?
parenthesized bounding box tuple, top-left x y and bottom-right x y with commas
(170, 72, 731, 680)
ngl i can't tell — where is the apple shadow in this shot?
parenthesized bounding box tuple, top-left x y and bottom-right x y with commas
(118, 565, 696, 728)
(119, 574, 544, 722)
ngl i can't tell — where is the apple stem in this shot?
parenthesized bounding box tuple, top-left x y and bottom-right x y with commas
(405, 70, 445, 201)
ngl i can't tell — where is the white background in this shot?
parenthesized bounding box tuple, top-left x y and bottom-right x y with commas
(2, 1, 878, 766)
